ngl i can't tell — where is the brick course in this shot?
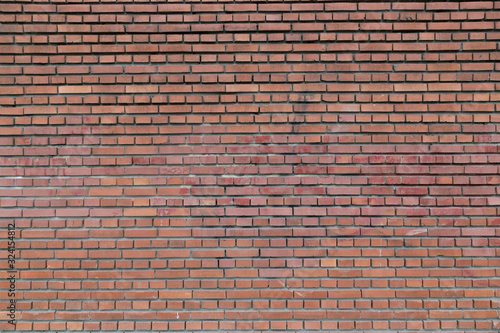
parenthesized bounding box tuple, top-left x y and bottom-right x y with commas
(0, 0, 499, 332)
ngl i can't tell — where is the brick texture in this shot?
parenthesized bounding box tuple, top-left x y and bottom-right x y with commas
(1, 0, 500, 332)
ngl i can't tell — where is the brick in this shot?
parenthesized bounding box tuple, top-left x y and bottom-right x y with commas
(91, 4, 123, 13)
(3, 2, 499, 331)
(426, 2, 459, 11)
(394, 22, 427, 31)
(259, 4, 291, 12)
(158, 4, 190, 12)
(58, 5, 89, 12)
(259, 23, 291, 31)
(59, 86, 92, 94)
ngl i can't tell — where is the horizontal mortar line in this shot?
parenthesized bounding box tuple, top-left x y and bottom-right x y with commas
(15, 246, 496, 250)
(3, 134, 500, 137)
(6, 286, 488, 289)
(9, 105, 496, 109)
(5, 126, 499, 129)
(6, 29, 500, 35)
(2, 216, 499, 219)
(2, 50, 498, 55)
(3, 61, 498, 65)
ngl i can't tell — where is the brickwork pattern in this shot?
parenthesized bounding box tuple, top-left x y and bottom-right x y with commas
(0, 1, 499, 332)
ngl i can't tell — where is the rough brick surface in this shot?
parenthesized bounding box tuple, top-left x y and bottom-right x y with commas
(0, 0, 499, 332)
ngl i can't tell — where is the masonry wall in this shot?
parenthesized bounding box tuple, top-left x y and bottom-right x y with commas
(0, 1, 499, 332)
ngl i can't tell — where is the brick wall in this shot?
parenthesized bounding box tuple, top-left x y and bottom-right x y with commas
(1, 1, 499, 332)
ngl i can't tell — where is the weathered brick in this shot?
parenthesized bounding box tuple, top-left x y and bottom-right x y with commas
(1, 2, 498, 331)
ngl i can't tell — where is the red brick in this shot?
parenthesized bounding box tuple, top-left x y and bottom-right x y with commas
(3, 2, 499, 330)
